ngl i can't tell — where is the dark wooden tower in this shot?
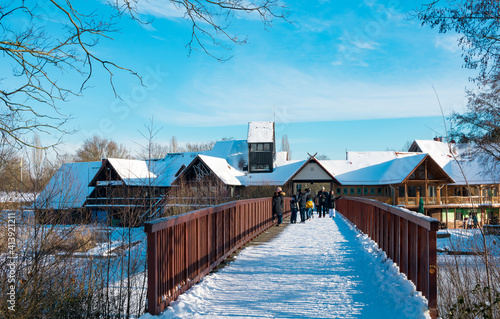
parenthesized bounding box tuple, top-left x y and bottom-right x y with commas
(247, 121, 275, 173)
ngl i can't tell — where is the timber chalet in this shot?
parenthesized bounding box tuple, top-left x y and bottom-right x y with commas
(37, 122, 500, 228)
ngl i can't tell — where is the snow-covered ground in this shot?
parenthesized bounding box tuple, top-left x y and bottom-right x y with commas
(142, 214, 429, 319)
(437, 228, 500, 255)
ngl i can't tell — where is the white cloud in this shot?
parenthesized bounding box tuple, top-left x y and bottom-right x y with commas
(153, 63, 468, 127)
(135, 0, 185, 19)
(434, 34, 461, 53)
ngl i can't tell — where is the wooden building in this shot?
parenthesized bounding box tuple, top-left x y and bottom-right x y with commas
(38, 121, 500, 228)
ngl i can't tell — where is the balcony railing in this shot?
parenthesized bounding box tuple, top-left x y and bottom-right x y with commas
(395, 196, 500, 206)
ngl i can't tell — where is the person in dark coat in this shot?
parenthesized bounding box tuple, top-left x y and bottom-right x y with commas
(298, 189, 307, 223)
(327, 190, 342, 218)
(317, 187, 328, 218)
(272, 187, 285, 226)
(290, 194, 298, 224)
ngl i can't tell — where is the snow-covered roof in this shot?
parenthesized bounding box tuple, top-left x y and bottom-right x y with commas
(107, 158, 157, 186)
(204, 140, 248, 170)
(445, 160, 499, 185)
(409, 140, 458, 167)
(247, 122, 274, 143)
(347, 151, 417, 164)
(409, 140, 499, 185)
(241, 160, 305, 186)
(36, 161, 101, 209)
(148, 152, 199, 187)
(198, 155, 245, 186)
(324, 154, 428, 185)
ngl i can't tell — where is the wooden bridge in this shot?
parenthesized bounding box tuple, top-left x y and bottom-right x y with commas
(144, 197, 438, 318)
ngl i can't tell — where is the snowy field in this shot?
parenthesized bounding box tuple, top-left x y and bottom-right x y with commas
(437, 228, 500, 256)
(142, 214, 430, 319)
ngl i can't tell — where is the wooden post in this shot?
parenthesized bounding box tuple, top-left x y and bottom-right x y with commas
(405, 183, 408, 207)
(428, 222, 438, 319)
(147, 232, 158, 314)
(445, 184, 448, 206)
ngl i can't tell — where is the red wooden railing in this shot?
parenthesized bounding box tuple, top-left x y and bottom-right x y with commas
(336, 197, 438, 319)
(144, 197, 290, 315)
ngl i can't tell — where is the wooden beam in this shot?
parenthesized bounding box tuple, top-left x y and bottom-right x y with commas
(405, 183, 408, 207)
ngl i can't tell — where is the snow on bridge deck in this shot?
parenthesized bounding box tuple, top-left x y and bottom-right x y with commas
(144, 215, 430, 319)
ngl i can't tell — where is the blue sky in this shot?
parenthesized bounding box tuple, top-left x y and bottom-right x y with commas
(42, 0, 475, 160)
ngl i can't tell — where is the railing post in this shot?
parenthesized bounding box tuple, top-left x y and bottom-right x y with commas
(147, 231, 159, 315)
(400, 218, 408, 275)
(429, 222, 438, 319)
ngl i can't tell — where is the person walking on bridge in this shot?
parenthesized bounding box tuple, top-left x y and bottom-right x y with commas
(305, 188, 314, 220)
(272, 187, 285, 226)
(327, 190, 342, 218)
(298, 189, 307, 223)
(290, 194, 298, 224)
(317, 187, 328, 218)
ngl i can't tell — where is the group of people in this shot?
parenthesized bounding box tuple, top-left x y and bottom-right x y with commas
(272, 186, 342, 226)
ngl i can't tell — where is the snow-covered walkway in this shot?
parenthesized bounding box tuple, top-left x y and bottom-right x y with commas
(143, 214, 430, 319)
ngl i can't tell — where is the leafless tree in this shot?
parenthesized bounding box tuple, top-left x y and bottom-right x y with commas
(75, 135, 130, 162)
(1, 0, 287, 148)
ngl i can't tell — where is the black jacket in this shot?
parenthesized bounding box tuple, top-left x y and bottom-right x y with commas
(317, 190, 328, 204)
(272, 191, 285, 214)
(290, 197, 298, 211)
(327, 194, 342, 209)
(298, 191, 307, 208)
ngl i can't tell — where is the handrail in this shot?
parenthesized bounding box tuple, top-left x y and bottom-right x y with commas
(144, 197, 290, 315)
(336, 197, 438, 319)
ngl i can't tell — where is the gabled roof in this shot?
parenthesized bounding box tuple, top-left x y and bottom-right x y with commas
(402, 154, 454, 184)
(36, 161, 101, 209)
(109, 158, 157, 186)
(89, 158, 156, 187)
(198, 155, 244, 185)
(285, 157, 341, 185)
(408, 140, 499, 185)
(174, 154, 305, 187)
(247, 122, 274, 143)
(409, 140, 458, 167)
(150, 152, 199, 187)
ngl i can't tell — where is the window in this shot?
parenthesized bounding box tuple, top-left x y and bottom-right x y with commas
(410, 165, 425, 180)
(378, 188, 382, 195)
(250, 164, 270, 171)
(343, 188, 348, 195)
(357, 188, 362, 195)
(250, 143, 271, 152)
(370, 188, 375, 195)
(350, 188, 355, 195)
(337, 188, 341, 195)
(364, 188, 369, 195)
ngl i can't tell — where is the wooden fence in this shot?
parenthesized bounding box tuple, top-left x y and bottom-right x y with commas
(144, 197, 290, 315)
(336, 197, 438, 319)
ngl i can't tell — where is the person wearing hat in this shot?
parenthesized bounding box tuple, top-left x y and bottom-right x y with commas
(272, 187, 285, 226)
(317, 187, 328, 218)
